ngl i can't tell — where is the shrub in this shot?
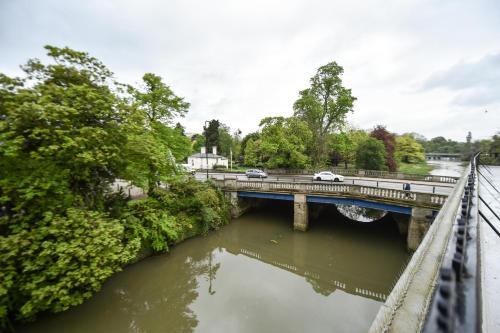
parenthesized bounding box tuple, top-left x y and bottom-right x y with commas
(0, 209, 135, 326)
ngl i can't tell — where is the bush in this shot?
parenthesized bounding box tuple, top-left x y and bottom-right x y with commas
(123, 178, 230, 253)
(0, 209, 136, 327)
(213, 164, 228, 171)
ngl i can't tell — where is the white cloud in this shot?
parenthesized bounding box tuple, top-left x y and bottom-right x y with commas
(1, 0, 500, 140)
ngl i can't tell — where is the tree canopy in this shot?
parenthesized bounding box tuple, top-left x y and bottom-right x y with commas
(293, 62, 356, 166)
(370, 125, 397, 172)
(395, 134, 425, 163)
(244, 117, 312, 169)
(355, 137, 387, 170)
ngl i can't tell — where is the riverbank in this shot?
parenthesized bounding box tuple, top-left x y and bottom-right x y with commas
(1, 178, 231, 331)
(397, 162, 435, 175)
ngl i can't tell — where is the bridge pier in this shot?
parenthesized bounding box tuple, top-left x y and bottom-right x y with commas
(407, 207, 433, 251)
(226, 191, 257, 218)
(293, 194, 309, 231)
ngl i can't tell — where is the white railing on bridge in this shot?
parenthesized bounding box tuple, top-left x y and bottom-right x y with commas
(261, 168, 459, 184)
(213, 179, 448, 206)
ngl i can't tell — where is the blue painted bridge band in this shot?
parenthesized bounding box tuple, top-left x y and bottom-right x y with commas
(307, 195, 412, 215)
(238, 191, 294, 201)
(237, 191, 413, 215)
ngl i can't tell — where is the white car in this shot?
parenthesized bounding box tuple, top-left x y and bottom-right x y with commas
(313, 171, 344, 182)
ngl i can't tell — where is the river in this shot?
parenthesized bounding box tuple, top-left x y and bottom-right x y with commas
(428, 160, 465, 177)
(19, 202, 411, 333)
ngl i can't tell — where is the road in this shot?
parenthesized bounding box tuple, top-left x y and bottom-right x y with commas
(195, 172, 454, 195)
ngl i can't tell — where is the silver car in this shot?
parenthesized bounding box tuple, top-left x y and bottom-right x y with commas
(245, 169, 268, 178)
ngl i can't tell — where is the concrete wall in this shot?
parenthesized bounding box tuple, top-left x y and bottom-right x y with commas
(407, 207, 434, 251)
(293, 194, 309, 231)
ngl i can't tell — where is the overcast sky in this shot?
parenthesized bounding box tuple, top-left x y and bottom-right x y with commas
(1, 0, 499, 141)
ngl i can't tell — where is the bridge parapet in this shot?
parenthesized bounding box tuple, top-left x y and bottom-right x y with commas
(212, 179, 448, 208)
(369, 162, 471, 332)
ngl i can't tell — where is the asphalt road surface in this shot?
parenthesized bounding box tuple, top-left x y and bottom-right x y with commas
(195, 172, 454, 195)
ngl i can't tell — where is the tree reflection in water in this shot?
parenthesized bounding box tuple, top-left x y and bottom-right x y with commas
(335, 204, 387, 222)
(108, 244, 222, 333)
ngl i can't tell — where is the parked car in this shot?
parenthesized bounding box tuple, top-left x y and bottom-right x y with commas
(313, 171, 344, 182)
(245, 169, 268, 178)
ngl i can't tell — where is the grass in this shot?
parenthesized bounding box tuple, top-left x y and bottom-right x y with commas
(398, 162, 435, 175)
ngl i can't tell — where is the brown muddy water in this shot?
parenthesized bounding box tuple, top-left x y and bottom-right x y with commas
(19, 203, 411, 333)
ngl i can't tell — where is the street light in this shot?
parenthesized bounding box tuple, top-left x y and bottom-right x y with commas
(204, 121, 210, 180)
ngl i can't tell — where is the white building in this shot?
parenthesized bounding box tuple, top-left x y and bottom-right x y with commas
(187, 146, 228, 170)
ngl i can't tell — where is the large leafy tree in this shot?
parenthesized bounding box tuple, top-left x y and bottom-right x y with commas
(395, 134, 425, 163)
(0, 46, 127, 220)
(328, 128, 369, 168)
(293, 62, 356, 166)
(0, 46, 137, 327)
(355, 137, 387, 170)
(128, 73, 191, 193)
(244, 117, 312, 169)
(370, 125, 397, 172)
(132, 73, 189, 124)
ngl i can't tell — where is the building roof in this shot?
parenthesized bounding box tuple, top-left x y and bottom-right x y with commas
(189, 153, 227, 159)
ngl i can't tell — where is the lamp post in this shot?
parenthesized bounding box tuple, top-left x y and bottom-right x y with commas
(204, 121, 210, 180)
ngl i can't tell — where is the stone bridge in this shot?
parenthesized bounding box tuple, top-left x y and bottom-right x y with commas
(211, 178, 450, 250)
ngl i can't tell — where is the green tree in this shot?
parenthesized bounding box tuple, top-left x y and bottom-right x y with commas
(191, 134, 206, 154)
(293, 62, 356, 166)
(244, 117, 312, 169)
(128, 74, 191, 193)
(0, 46, 137, 327)
(355, 137, 387, 170)
(370, 125, 397, 171)
(240, 132, 260, 164)
(218, 124, 233, 157)
(203, 119, 220, 152)
(243, 138, 262, 167)
(132, 73, 189, 124)
(328, 128, 369, 168)
(395, 134, 425, 163)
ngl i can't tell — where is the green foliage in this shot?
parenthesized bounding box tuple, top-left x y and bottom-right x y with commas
(370, 125, 397, 172)
(131, 73, 189, 124)
(0, 47, 127, 221)
(244, 117, 312, 169)
(421, 136, 465, 154)
(191, 134, 206, 154)
(0, 46, 227, 329)
(355, 137, 387, 170)
(293, 61, 356, 166)
(0, 209, 134, 324)
(398, 162, 434, 175)
(124, 178, 230, 252)
(240, 132, 260, 164)
(203, 119, 220, 152)
(395, 134, 425, 163)
(328, 128, 368, 168)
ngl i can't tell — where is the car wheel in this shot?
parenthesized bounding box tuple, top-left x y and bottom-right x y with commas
(334, 178, 339, 182)
(316, 177, 321, 181)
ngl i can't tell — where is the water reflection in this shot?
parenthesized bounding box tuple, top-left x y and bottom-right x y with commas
(335, 204, 387, 222)
(20, 204, 409, 333)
